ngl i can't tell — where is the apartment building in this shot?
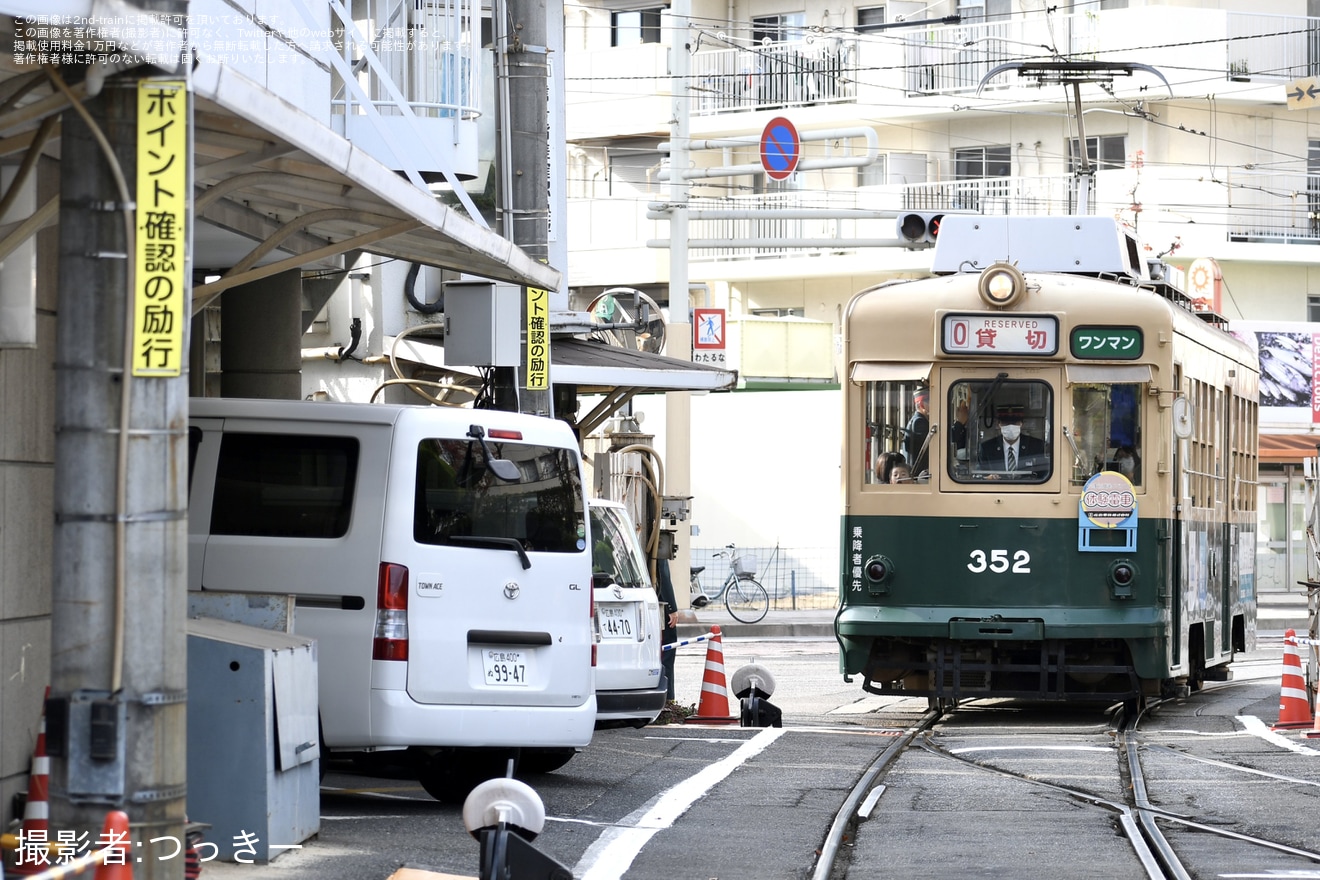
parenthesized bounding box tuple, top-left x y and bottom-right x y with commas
(565, 0, 1320, 595)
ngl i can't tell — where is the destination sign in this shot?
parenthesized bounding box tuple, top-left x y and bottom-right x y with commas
(941, 314, 1058, 356)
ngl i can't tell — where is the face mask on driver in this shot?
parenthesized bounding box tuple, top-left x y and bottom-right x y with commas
(1000, 424, 1021, 444)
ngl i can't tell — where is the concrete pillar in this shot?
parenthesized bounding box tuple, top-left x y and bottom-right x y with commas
(220, 269, 302, 399)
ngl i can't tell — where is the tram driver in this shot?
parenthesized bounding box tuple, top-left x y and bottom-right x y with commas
(979, 404, 1049, 479)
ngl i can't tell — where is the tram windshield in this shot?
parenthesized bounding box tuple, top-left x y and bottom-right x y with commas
(948, 379, 1053, 484)
(1066, 382, 1143, 486)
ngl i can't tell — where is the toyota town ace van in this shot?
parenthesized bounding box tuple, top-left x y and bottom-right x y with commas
(187, 397, 596, 800)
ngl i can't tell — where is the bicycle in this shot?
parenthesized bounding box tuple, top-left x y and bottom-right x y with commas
(689, 544, 770, 624)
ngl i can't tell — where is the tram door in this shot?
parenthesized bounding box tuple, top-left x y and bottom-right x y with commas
(1170, 365, 1184, 667)
(1221, 383, 1234, 656)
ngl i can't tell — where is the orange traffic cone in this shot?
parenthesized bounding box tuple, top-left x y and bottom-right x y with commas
(11, 687, 51, 876)
(93, 810, 133, 880)
(1274, 629, 1314, 730)
(686, 626, 738, 725)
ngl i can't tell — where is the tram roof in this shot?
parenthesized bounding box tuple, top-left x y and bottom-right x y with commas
(931, 216, 1147, 279)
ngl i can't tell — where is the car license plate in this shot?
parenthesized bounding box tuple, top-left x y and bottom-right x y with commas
(598, 605, 636, 640)
(482, 649, 530, 686)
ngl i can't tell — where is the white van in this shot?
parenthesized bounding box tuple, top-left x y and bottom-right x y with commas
(588, 499, 666, 728)
(187, 398, 596, 800)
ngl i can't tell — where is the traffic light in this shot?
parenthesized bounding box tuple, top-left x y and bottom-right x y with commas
(896, 211, 944, 247)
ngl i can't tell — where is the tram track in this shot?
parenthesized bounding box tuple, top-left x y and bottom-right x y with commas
(817, 688, 1320, 880)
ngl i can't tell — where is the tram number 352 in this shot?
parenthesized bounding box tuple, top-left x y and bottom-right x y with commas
(967, 549, 1032, 573)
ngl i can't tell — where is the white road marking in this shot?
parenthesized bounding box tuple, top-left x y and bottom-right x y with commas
(1237, 715, 1320, 755)
(574, 726, 787, 880)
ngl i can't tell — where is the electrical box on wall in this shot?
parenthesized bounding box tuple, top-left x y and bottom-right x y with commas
(445, 281, 520, 367)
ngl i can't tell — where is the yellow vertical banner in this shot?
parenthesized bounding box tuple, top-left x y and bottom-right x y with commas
(133, 80, 187, 377)
(526, 287, 549, 390)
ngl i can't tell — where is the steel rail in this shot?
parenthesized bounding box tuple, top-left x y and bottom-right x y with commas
(811, 709, 941, 880)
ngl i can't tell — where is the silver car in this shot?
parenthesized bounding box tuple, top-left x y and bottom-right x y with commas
(589, 499, 667, 728)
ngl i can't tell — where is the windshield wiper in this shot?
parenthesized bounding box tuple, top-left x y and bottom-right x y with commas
(448, 535, 531, 570)
(974, 372, 1010, 428)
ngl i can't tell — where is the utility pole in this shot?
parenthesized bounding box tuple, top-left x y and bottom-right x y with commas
(501, 0, 553, 416)
(50, 67, 188, 879)
(666, 0, 694, 603)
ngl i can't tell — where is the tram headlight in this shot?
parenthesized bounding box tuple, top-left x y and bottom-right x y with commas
(864, 555, 894, 595)
(1108, 560, 1138, 600)
(978, 262, 1026, 309)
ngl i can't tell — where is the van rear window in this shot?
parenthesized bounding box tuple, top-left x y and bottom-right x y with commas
(414, 438, 585, 553)
(211, 434, 359, 538)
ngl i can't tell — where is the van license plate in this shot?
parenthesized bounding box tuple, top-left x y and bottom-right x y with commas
(482, 649, 530, 687)
(598, 605, 635, 640)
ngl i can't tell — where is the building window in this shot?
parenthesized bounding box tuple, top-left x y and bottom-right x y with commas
(751, 307, 805, 317)
(751, 12, 805, 43)
(612, 8, 662, 46)
(608, 147, 663, 196)
(857, 5, 885, 30)
(1069, 135, 1127, 170)
(954, 145, 1011, 179)
(858, 154, 888, 187)
(956, 0, 1009, 24)
(1308, 295, 1320, 321)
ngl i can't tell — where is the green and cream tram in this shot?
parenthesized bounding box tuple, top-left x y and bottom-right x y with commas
(837, 216, 1258, 704)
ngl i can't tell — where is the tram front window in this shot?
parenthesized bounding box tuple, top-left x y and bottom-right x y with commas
(948, 379, 1053, 484)
(861, 379, 931, 485)
(1067, 382, 1142, 486)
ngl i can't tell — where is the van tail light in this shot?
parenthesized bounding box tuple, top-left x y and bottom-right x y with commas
(589, 587, 597, 668)
(373, 562, 409, 661)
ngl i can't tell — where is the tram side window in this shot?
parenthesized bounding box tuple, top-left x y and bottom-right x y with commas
(1067, 383, 1142, 486)
(862, 380, 930, 485)
(947, 379, 1053, 484)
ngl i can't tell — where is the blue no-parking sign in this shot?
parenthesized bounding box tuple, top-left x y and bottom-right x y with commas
(760, 116, 800, 181)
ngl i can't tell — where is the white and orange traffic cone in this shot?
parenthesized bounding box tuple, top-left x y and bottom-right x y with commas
(11, 688, 51, 876)
(93, 810, 132, 880)
(686, 626, 738, 725)
(1274, 629, 1314, 730)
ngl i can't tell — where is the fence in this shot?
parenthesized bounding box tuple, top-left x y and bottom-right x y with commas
(689, 544, 839, 610)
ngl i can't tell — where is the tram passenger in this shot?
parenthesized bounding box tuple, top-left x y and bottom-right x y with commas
(875, 450, 905, 484)
(979, 405, 1048, 477)
(889, 462, 913, 484)
(902, 388, 931, 476)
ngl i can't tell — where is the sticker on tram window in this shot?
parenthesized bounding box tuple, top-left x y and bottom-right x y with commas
(942, 314, 1058, 356)
(1070, 326, 1143, 360)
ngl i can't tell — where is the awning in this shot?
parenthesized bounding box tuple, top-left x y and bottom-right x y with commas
(1260, 434, 1320, 465)
(187, 60, 560, 313)
(849, 362, 933, 383)
(1065, 364, 1154, 384)
(551, 338, 736, 394)
(387, 335, 738, 435)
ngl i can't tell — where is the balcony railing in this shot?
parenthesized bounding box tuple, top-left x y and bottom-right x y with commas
(690, 37, 857, 116)
(330, 0, 480, 120)
(679, 171, 1320, 259)
(1226, 12, 1320, 80)
(1224, 169, 1320, 243)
